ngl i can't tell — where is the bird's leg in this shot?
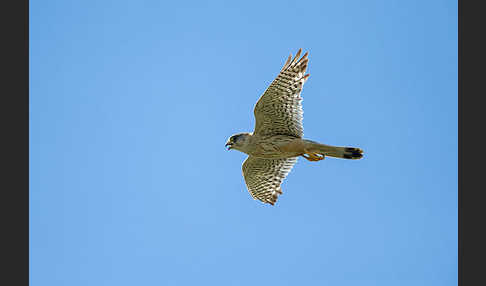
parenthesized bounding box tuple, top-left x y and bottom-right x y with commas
(301, 152, 325, 161)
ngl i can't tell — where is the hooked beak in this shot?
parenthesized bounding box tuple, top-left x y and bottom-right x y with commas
(225, 142, 233, 150)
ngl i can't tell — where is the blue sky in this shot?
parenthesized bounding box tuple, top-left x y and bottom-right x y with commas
(30, 1, 457, 285)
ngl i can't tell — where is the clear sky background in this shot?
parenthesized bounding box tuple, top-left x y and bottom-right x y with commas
(30, 1, 457, 285)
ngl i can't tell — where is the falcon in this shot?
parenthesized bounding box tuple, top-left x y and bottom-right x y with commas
(225, 49, 363, 205)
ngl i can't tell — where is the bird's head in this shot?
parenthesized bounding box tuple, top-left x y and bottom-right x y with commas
(225, 133, 252, 152)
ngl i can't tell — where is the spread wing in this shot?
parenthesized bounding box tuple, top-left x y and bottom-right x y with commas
(242, 156, 298, 205)
(253, 49, 310, 138)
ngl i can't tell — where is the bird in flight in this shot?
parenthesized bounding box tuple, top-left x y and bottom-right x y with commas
(225, 49, 363, 205)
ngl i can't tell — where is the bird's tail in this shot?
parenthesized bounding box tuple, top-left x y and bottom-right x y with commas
(304, 140, 364, 160)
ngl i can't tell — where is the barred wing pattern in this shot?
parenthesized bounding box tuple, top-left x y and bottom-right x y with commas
(253, 49, 310, 138)
(242, 156, 298, 205)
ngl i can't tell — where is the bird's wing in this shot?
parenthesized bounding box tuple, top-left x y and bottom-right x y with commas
(253, 49, 309, 138)
(242, 156, 298, 205)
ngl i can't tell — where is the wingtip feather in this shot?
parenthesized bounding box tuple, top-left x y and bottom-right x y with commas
(281, 54, 292, 72)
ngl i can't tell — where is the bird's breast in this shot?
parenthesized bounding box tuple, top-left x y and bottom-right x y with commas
(248, 135, 303, 159)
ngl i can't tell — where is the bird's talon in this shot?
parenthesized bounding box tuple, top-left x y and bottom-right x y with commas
(302, 152, 325, 161)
